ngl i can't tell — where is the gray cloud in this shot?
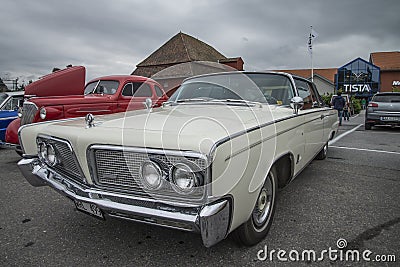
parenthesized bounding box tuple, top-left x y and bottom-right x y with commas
(0, 0, 399, 85)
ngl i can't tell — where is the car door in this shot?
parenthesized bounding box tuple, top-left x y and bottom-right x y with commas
(118, 82, 153, 112)
(294, 78, 324, 161)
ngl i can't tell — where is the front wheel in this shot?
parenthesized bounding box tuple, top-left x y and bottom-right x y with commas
(365, 123, 372, 130)
(315, 142, 328, 160)
(233, 168, 278, 246)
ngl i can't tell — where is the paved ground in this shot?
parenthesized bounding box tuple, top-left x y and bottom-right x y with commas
(0, 111, 399, 266)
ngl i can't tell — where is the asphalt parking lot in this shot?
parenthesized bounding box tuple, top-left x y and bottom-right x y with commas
(1, 111, 399, 266)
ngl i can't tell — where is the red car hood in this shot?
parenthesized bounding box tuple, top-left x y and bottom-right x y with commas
(25, 66, 85, 97)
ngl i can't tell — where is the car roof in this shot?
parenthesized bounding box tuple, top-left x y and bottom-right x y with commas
(374, 92, 400, 96)
(183, 71, 296, 83)
(87, 75, 155, 84)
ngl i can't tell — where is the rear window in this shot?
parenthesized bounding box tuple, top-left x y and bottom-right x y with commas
(373, 94, 400, 103)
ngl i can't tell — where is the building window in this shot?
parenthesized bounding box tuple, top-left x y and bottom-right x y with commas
(336, 57, 380, 98)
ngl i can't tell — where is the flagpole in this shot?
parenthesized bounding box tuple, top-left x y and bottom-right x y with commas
(310, 26, 314, 82)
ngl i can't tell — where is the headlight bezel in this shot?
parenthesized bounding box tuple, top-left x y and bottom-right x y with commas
(37, 140, 58, 167)
(139, 160, 164, 190)
(170, 162, 204, 194)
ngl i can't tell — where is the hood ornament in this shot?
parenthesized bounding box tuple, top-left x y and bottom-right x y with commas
(85, 113, 95, 128)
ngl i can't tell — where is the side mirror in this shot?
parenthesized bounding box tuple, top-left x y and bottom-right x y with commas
(290, 96, 304, 115)
(144, 98, 153, 111)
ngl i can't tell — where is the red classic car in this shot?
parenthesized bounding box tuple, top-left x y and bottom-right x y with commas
(6, 74, 168, 152)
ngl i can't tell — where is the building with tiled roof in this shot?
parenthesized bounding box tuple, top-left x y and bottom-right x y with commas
(369, 51, 400, 92)
(131, 32, 243, 95)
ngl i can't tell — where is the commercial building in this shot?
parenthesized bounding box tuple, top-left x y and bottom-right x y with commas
(279, 51, 400, 99)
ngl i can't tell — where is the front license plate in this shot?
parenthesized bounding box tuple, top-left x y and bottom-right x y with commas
(74, 200, 104, 219)
(381, 116, 400, 121)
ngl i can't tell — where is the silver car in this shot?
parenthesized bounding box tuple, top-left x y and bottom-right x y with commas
(365, 92, 400, 130)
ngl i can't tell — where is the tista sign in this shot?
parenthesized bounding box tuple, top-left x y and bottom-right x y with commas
(343, 84, 372, 93)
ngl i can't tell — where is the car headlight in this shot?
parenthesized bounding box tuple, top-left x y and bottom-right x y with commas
(140, 161, 163, 190)
(170, 162, 203, 193)
(46, 144, 57, 166)
(40, 107, 47, 120)
(38, 142, 47, 161)
(37, 141, 58, 166)
(18, 107, 23, 118)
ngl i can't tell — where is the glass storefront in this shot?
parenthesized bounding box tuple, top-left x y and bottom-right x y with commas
(335, 57, 380, 98)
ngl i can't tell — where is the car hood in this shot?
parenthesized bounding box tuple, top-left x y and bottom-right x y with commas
(21, 104, 291, 156)
(25, 66, 85, 97)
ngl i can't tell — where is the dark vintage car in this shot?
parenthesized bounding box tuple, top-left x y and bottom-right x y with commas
(365, 92, 400, 130)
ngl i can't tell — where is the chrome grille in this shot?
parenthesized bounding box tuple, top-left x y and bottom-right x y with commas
(21, 102, 38, 125)
(37, 136, 84, 184)
(89, 146, 208, 201)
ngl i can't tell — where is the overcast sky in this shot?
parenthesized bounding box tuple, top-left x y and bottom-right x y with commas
(0, 0, 399, 86)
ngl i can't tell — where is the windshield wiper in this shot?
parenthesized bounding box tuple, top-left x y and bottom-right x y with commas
(176, 98, 213, 103)
(210, 99, 259, 106)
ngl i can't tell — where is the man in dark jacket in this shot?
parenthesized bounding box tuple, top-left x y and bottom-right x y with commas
(332, 91, 346, 126)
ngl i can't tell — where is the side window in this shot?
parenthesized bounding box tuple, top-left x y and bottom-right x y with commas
(122, 83, 133, 96)
(294, 79, 317, 109)
(134, 83, 152, 97)
(2, 97, 21, 111)
(154, 85, 164, 97)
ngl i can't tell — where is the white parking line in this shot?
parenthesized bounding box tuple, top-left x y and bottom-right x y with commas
(330, 146, 400, 155)
(328, 124, 363, 145)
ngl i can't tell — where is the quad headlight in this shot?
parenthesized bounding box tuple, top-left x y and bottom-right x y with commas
(37, 142, 58, 166)
(170, 162, 203, 194)
(139, 159, 205, 194)
(140, 160, 163, 190)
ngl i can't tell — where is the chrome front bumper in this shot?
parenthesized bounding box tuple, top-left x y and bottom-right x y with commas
(18, 158, 232, 247)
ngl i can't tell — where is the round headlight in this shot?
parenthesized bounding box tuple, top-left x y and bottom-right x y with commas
(140, 161, 162, 190)
(38, 142, 47, 161)
(18, 107, 23, 118)
(46, 144, 57, 166)
(39, 107, 47, 120)
(171, 163, 203, 193)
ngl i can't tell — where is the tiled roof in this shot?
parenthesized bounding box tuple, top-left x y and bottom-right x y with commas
(132, 32, 226, 77)
(369, 51, 400, 71)
(273, 68, 337, 83)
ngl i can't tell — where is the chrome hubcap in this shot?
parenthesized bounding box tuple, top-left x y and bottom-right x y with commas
(252, 175, 273, 229)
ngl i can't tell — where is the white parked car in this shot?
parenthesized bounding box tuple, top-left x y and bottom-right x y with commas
(17, 72, 338, 247)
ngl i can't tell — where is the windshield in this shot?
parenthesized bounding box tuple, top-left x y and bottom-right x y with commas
(169, 73, 294, 105)
(0, 93, 8, 106)
(84, 80, 119, 95)
(373, 94, 400, 103)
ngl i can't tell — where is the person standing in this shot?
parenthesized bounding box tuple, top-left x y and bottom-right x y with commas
(361, 98, 366, 109)
(332, 91, 346, 126)
(343, 102, 350, 121)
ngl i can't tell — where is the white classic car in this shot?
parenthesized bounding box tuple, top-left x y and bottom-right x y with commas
(18, 72, 338, 247)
